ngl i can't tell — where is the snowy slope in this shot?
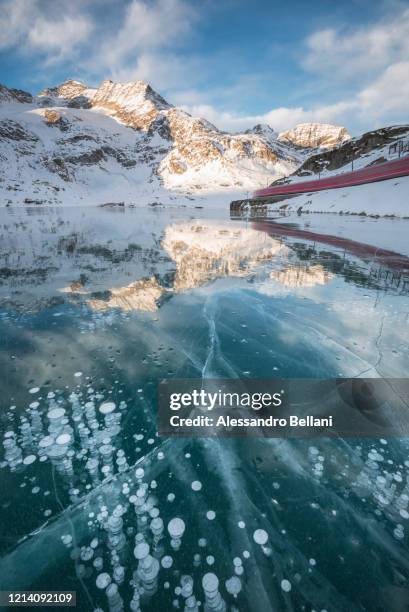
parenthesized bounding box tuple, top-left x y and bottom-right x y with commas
(273, 174, 409, 217)
(0, 99, 172, 206)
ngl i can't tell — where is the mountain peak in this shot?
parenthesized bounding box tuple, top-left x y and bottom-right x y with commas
(38, 79, 89, 99)
(278, 123, 351, 149)
(92, 79, 172, 112)
(0, 83, 32, 104)
(246, 124, 277, 139)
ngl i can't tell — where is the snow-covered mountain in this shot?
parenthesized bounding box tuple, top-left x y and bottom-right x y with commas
(0, 79, 348, 206)
(278, 123, 350, 149)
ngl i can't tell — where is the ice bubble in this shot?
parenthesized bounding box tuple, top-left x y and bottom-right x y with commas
(47, 408, 65, 420)
(206, 510, 216, 520)
(157, 451, 165, 460)
(233, 557, 242, 567)
(168, 518, 185, 538)
(225, 576, 242, 597)
(400, 509, 409, 519)
(238, 521, 245, 529)
(191, 481, 202, 492)
(202, 573, 219, 592)
(81, 547, 94, 561)
(99, 402, 116, 415)
(29, 387, 40, 394)
(93, 558, 103, 571)
(161, 555, 173, 569)
(281, 579, 291, 592)
(135, 467, 145, 480)
(74, 372, 83, 377)
(61, 534, 72, 545)
(309, 558, 316, 566)
(56, 433, 71, 445)
(113, 566, 124, 583)
(167, 493, 175, 502)
(96, 573, 111, 589)
(206, 556, 215, 565)
(253, 529, 268, 545)
(243, 551, 250, 559)
(23, 455, 36, 466)
(198, 538, 207, 547)
(134, 542, 150, 560)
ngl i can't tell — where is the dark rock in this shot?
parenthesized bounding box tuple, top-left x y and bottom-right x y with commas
(0, 120, 39, 142)
(0, 84, 32, 103)
(24, 198, 45, 205)
(67, 95, 92, 109)
(67, 149, 105, 165)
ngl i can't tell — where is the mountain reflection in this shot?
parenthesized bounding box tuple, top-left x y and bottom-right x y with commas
(87, 277, 163, 312)
(1, 208, 408, 315)
(82, 221, 289, 312)
(270, 263, 333, 288)
(162, 220, 287, 292)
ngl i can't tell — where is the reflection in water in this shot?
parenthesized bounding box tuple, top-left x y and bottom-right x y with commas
(87, 277, 163, 312)
(1, 206, 409, 611)
(270, 263, 333, 288)
(63, 221, 290, 313)
(162, 220, 288, 292)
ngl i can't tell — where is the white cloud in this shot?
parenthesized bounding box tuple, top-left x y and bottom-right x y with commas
(357, 61, 409, 116)
(95, 0, 196, 73)
(106, 52, 204, 92)
(0, 0, 34, 50)
(0, 0, 92, 56)
(179, 101, 354, 133)
(303, 8, 409, 81)
(28, 15, 92, 54)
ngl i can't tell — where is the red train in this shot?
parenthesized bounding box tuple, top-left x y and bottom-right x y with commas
(253, 155, 409, 199)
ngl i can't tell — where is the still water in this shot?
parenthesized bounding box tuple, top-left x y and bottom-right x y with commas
(0, 205, 409, 611)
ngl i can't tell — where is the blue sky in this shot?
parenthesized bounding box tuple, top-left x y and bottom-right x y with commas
(1, 0, 409, 134)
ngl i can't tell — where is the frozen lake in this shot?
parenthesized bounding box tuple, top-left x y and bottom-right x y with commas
(1, 205, 409, 611)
